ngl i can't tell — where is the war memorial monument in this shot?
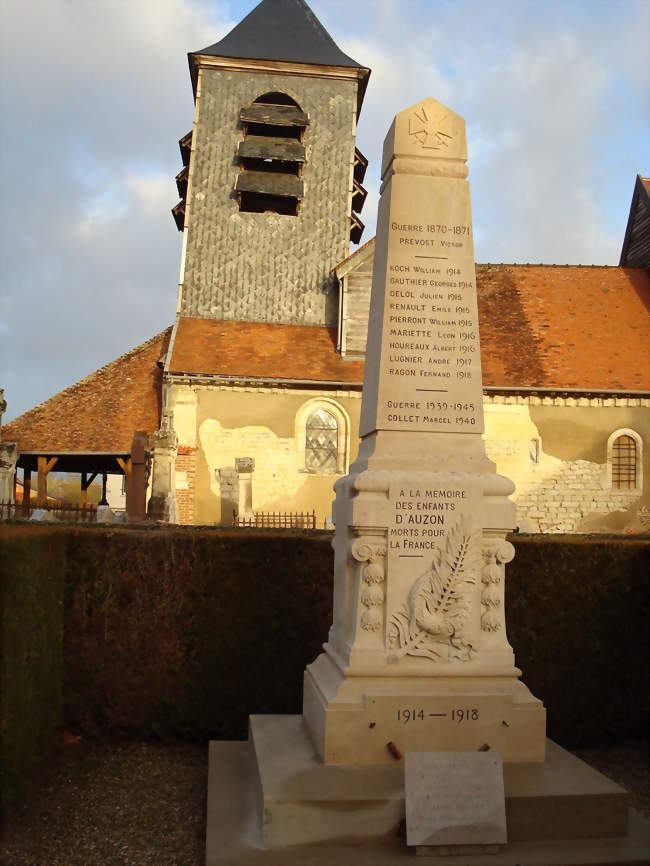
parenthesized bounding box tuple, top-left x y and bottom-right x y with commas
(206, 99, 649, 864)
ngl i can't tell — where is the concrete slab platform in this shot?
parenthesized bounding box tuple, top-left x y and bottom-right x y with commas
(206, 735, 650, 865)
(248, 715, 630, 846)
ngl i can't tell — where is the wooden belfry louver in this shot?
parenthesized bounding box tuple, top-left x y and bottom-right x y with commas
(236, 94, 309, 215)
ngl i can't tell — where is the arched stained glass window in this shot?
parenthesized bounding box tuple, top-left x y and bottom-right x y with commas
(611, 434, 637, 489)
(305, 409, 338, 473)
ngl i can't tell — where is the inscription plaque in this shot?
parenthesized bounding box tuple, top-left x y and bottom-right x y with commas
(405, 751, 507, 849)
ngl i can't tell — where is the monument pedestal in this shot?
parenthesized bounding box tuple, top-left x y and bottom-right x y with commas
(303, 653, 546, 764)
(206, 719, 649, 865)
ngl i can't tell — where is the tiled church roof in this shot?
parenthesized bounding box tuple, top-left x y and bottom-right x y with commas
(475, 264, 650, 392)
(168, 319, 364, 384)
(169, 264, 650, 393)
(3, 329, 171, 453)
(4, 263, 648, 456)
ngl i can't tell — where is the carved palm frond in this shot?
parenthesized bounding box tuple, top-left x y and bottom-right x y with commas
(388, 514, 478, 663)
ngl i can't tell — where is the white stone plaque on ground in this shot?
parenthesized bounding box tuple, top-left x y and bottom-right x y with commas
(405, 751, 507, 853)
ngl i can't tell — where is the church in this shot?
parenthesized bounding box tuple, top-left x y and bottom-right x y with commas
(2, 0, 649, 533)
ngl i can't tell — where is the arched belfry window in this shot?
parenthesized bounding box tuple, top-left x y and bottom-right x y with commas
(296, 399, 350, 476)
(607, 429, 642, 490)
(236, 92, 308, 215)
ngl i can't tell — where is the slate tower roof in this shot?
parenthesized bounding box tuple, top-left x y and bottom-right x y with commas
(189, 0, 370, 106)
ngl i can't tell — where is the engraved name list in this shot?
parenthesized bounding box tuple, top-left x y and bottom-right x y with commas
(376, 188, 485, 435)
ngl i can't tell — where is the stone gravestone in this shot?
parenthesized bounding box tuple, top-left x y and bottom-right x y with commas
(0, 389, 19, 506)
(302, 97, 546, 765)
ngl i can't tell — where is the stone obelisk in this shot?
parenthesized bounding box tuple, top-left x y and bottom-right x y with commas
(303, 98, 546, 765)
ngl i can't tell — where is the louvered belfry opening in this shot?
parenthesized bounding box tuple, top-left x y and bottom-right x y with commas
(172, 130, 193, 231)
(612, 434, 637, 489)
(236, 92, 308, 216)
(350, 147, 368, 244)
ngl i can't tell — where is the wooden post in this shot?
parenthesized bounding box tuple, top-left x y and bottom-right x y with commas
(100, 472, 108, 506)
(116, 457, 132, 501)
(80, 471, 98, 508)
(37, 456, 47, 505)
(37, 456, 59, 506)
(22, 468, 31, 516)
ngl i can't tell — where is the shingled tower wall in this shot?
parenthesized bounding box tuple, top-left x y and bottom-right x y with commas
(175, 0, 370, 327)
(179, 70, 357, 325)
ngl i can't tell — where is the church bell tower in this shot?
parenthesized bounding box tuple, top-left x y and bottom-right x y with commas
(172, 0, 370, 326)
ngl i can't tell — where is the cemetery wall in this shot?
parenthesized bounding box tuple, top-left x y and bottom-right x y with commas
(0, 527, 65, 808)
(1, 525, 647, 800)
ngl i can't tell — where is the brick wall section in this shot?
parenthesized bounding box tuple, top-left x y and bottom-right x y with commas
(515, 460, 641, 533)
(175, 448, 197, 525)
(181, 68, 357, 325)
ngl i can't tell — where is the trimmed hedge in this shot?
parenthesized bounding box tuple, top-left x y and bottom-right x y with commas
(0, 527, 66, 809)
(1, 525, 648, 805)
(506, 535, 649, 745)
(61, 528, 333, 741)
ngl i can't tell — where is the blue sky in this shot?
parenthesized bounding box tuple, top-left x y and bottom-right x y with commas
(0, 0, 648, 421)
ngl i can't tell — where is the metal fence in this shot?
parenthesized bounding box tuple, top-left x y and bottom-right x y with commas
(0, 501, 98, 523)
(232, 509, 318, 529)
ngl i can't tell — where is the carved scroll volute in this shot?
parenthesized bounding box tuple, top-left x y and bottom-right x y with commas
(351, 537, 387, 635)
(480, 538, 514, 634)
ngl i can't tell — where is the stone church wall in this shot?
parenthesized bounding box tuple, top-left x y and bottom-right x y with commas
(180, 68, 358, 325)
(168, 383, 648, 532)
(168, 383, 362, 525)
(485, 396, 648, 533)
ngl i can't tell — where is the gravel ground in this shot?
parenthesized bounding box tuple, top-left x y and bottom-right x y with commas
(1, 741, 207, 866)
(2, 738, 647, 865)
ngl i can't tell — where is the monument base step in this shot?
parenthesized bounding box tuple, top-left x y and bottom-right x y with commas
(205, 716, 650, 866)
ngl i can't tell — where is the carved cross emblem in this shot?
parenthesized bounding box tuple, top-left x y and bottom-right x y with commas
(408, 106, 453, 151)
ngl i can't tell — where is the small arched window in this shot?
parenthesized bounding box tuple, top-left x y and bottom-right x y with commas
(607, 428, 642, 491)
(611, 434, 637, 489)
(305, 409, 339, 474)
(295, 399, 350, 476)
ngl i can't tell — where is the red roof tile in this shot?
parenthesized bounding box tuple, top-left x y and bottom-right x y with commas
(168, 318, 364, 383)
(3, 329, 171, 453)
(4, 263, 648, 458)
(170, 265, 650, 392)
(476, 265, 650, 391)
